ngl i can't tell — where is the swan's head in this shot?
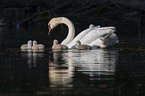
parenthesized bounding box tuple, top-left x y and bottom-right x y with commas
(33, 40, 37, 46)
(48, 17, 64, 34)
(53, 39, 58, 45)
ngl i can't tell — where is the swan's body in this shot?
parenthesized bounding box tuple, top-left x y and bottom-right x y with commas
(48, 17, 119, 48)
(32, 40, 45, 50)
(21, 40, 32, 50)
(52, 39, 68, 50)
(76, 40, 92, 50)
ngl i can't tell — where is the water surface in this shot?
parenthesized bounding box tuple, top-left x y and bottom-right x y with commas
(1, 47, 145, 96)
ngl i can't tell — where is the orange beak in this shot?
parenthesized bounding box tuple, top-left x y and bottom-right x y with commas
(48, 25, 51, 35)
(48, 27, 51, 35)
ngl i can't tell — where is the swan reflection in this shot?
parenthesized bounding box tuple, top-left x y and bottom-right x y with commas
(49, 48, 118, 87)
(49, 51, 74, 88)
(73, 49, 118, 80)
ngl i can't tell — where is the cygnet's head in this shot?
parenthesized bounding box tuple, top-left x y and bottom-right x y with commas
(27, 40, 32, 45)
(89, 24, 94, 29)
(53, 39, 58, 45)
(76, 40, 81, 45)
(33, 40, 37, 45)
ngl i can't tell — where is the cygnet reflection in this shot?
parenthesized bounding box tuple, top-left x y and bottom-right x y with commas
(21, 51, 44, 68)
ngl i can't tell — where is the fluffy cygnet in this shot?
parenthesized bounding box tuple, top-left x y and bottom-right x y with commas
(21, 40, 32, 50)
(32, 40, 45, 50)
(52, 39, 68, 50)
(76, 40, 92, 50)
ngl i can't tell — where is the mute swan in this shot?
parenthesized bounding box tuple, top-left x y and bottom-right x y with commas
(52, 39, 68, 50)
(21, 40, 32, 50)
(76, 40, 92, 50)
(32, 40, 45, 50)
(48, 17, 119, 48)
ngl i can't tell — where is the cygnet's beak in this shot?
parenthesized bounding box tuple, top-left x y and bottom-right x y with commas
(48, 24, 51, 35)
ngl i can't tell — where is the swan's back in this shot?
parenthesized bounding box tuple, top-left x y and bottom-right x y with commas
(80, 28, 115, 45)
(89, 31, 118, 48)
(67, 26, 115, 48)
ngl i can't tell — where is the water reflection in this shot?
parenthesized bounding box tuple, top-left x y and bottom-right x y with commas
(49, 51, 74, 88)
(74, 49, 118, 79)
(49, 48, 118, 88)
(21, 50, 44, 68)
(0, 48, 118, 95)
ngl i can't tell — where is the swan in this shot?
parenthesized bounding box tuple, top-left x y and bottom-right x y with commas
(76, 40, 92, 50)
(21, 40, 32, 50)
(32, 40, 45, 50)
(52, 39, 68, 50)
(48, 17, 119, 48)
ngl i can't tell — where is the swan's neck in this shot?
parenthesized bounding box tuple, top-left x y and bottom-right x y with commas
(60, 18, 75, 45)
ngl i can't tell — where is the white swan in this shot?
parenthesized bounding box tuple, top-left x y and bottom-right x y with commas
(76, 40, 92, 50)
(21, 40, 32, 50)
(48, 17, 119, 48)
(52, 39, 68, 50)
(32, 40, 45, 50)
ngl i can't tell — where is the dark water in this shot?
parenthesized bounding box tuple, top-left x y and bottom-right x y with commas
(0, 46, 145, 96)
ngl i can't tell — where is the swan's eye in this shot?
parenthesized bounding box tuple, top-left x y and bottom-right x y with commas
(48, 24, 51, 28)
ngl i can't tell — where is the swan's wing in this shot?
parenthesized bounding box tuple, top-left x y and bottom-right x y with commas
(67, 27, 92, 48)
(89, 39, 107, 48)
(67, 25, 116, 48)
(96, 26, 116, 30)
(89, 31, 119, 48)
(80, 28, 114, 45)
